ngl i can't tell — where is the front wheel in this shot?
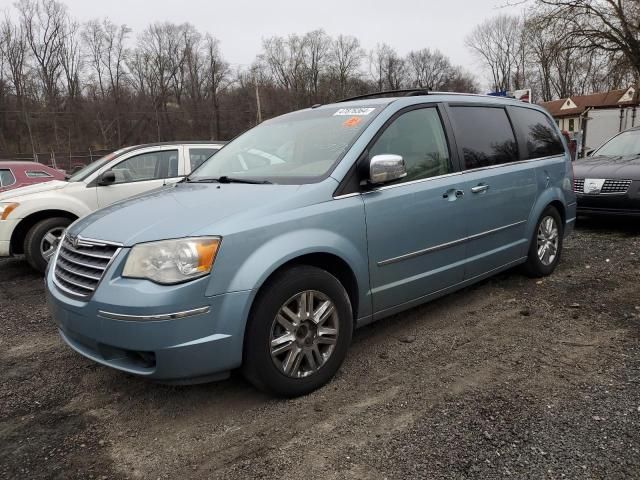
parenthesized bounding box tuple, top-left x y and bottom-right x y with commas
(243, 265, 353, 397)
(24, 217, 71, 273)
(523, 206, 563, 277)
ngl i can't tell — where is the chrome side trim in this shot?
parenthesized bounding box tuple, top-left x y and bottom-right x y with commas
(377, 220, 527, 266)
(333, 192, 362, 200)
(369, 171, 463, 193)
(371, 256, 528, 321)
(97, 306, 211, 322)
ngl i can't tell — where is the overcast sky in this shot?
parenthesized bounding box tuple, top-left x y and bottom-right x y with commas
(29, 0, 524, 88)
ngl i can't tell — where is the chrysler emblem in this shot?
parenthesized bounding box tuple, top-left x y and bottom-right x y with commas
(69, 235, 79, 248)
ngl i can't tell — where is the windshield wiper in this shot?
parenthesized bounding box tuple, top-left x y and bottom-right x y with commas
(186, 176, 273, 184)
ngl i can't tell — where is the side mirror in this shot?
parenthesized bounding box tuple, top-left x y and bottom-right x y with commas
(98, 170, 116, 186)
(369, 154, 407, 185)
(586, 149, 594, 157)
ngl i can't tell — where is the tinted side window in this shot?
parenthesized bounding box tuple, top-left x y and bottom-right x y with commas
(111, 150, 179, 184)
(189, 148, 217, 171)
(449, 106, 518, 169)
(0, 169, 15, 187)
(26, 170, 53, 178)
(369, 108, 451, 182)
(510, 107, 564, 159)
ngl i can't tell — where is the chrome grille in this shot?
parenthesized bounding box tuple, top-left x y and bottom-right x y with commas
(573, 178, 584, 193)
(601, 179, 632, 194)
(53, 235, 120, 297)
(573, 178, 631, 194)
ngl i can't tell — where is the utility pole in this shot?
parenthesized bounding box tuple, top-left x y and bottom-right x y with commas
(255, 82, 262, 125)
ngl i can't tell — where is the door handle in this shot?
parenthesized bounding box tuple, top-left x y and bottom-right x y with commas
(471, 184, 489, 194)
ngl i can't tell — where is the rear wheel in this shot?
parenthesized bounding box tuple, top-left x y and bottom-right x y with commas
(523, 206, 563, 277)
(243, 265, 353, 397)
(24, 217, 71, 273)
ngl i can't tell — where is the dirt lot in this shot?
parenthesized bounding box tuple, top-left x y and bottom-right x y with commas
(1, 217, 639, 480)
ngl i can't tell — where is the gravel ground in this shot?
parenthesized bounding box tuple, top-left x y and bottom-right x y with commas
(1, 217, 639, 480)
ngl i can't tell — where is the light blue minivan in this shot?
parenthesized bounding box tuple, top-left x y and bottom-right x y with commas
(46, 91, 576, 396)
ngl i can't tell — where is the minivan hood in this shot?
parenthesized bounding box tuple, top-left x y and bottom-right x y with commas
(574, 154, 640, 180)
(69, 182, 308, 246)
(0, 179, 68, 201)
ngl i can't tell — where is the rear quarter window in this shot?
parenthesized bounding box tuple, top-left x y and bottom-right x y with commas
(0, 169, 16, 187)
(25, 170, 53, 178)
(449, 106, 519, 169)
(510, 107, 564, 159)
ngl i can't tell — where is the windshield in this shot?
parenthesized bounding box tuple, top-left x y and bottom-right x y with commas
(190, 105, 384, 184)
(593, 130, 640, 157)
(67, 147, 130, 182)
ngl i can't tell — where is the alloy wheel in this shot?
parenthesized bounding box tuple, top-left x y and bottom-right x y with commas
(537, 216, 559, 266)
(40, 227, 65, 262)
(270, 290, 339, 378)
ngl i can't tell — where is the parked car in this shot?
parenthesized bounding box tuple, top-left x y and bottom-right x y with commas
(0, 161, 65, 193)
(0, 141, 223, 272)
(573, 126, 640, 216)
(45, 92, 576, 396)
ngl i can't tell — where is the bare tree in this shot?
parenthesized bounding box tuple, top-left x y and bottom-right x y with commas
(327, 34, 362, 98)
(58, 16, 81, 100)
(465, 14, 522, 92)
(406, 48, 452, 89)
(260, 34, 308, 106)
(17, 0, 66, 105)
(369, 43, 406, 90)
(0, 15, 29, 103)
(302, 29, 330, 102)
(537, 0, 640, 82)
(81, 19, 105, 97)
(203, 34, 230, 139)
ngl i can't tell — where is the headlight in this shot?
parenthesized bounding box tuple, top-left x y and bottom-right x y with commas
(0, 202, 19, 220)
(122, 237, 221, 284)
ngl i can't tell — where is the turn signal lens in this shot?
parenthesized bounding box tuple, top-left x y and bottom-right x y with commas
(0, 202, 19, 220)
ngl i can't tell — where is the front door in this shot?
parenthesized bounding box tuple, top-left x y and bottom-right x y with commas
(96, 147, 182, 208)
(363, 106, 467, 314)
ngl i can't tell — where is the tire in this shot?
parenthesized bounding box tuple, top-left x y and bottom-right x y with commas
(24, 217, 71, 273)
(523, 206, 564, 278)
(243, 265, 353, 397)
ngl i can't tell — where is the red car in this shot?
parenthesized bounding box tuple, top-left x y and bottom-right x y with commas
(0, 161, 66, 193)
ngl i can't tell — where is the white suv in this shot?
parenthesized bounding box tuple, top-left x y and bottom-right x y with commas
(0, 141, 223, 272)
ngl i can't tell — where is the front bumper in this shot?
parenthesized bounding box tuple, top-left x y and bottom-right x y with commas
(46, 258, 253, 383)
(0, 218, 19, 256)
(576, 180, 640, 216)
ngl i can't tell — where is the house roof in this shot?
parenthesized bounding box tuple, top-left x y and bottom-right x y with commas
(539, 87, 637, 118)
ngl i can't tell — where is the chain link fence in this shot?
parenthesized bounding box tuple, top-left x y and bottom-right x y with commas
(0, 149, 115, 173)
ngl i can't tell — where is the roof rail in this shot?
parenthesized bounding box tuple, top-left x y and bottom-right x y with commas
(337, 89, 431, 103)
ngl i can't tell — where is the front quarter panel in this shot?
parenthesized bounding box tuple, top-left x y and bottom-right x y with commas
(203, 195, 372, 319)
(4, 182, 96, 221)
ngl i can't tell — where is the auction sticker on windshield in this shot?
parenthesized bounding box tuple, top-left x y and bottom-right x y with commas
(342, 116, 362, 127)
(333, 107, 376, 116)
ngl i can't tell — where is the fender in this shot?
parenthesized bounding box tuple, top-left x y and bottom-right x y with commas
(205, 227, 371, 319)
(12, 193, 92, 220)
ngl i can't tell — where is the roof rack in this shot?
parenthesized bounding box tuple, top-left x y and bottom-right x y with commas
(337, 89, 431, 103)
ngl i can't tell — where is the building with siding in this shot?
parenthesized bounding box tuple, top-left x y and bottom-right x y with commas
(539, 86, 638, 156)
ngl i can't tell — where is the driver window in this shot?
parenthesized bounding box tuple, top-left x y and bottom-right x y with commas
(111, 150, 179, 184)
(369, 108, 451, 183)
